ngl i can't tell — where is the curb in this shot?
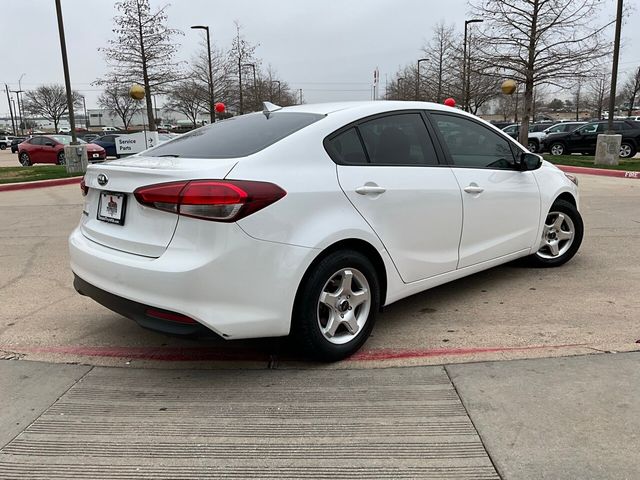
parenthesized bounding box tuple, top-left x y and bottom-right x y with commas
(0, 176, 82, 192)
(556, 164, 640, 179)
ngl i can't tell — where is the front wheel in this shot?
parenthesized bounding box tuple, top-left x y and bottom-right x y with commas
(19, 152, 31, 166)
(619, 143, 636, 159)
(0, 144, 6, 150)
(527, 140, 538, 153)
(57, 151, 65, 165)
(292, 250, 380, 361)
(527, 199, 583, 267)
(549, 143, 566, 156)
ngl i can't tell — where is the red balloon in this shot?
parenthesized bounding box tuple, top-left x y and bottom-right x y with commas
(214, 102, 226, 113)
(444, 98, 456, 107)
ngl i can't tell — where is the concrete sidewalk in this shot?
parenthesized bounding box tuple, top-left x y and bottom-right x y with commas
(1, 353, 639, 479)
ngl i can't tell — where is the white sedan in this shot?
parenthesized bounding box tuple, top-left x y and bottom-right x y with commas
(69, 101, 583, 360)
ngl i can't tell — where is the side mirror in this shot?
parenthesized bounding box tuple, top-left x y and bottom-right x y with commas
(518, 152, 543, 171)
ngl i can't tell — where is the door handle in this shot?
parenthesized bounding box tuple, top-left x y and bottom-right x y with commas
(355, 185, 386, 195)
(463, 185, 484, 194)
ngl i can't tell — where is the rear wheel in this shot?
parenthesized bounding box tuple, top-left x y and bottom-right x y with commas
(527, 140, 538, 153)
(19, 152, 31, 166)
(550, 142, 566, 156)
(0, 144, 6, 150)
(528, 199, 583, 267)
(292, 250, 380, 361)
(57, 151, 65, 165)
(619, 142, 636, 159)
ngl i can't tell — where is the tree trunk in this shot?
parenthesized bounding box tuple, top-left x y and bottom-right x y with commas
(136, 0, 155, 131)
(519, 0, 539, 147)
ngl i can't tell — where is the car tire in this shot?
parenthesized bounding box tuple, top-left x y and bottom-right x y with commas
(292, 250, 380, 361)
(19, 152, 31, 166)
(57, 151, 65, 165)
(549, 142, 566, 156)
(527, 140, 538, 153)
(0, 144, 6, 150)
(619, 142, 636, 159)
(527, 199, 583, 268)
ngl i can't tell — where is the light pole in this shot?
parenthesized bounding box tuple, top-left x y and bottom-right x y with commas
(397, 77, 405, 100)
(607, 0, 623, 133)
(191, 25, 215, 123)
(271, 80, 281, 104)
(80, 95, 89, 129)
(242, 63, 257, 109)
(11, 89, 23, 134)
(54, 0, 78, 144)
(416, 58, 428, 100)
(463, 18, 483, 112)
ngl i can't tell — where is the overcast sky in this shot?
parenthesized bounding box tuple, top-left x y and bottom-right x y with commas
(2, 0, 639, 117)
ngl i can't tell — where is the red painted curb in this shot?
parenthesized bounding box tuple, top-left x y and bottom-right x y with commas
(0, 176, 82, 192)
(0, 343, 590, 363)
(556, 164, 640, 179)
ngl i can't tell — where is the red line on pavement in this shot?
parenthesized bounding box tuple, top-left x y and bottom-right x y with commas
(0, 177, 81, 192)
(0, 343, 590, 363)
(556, 164, 640, 179)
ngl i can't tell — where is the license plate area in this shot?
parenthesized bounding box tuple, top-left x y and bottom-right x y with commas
(97, 191, 127, 225)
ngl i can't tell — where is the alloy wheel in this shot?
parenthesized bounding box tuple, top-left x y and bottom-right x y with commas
(317, 268, 371, 345)
(537, 211, 575, 259)
(619, 144, 632, 158)
(550, 144, 564, 156)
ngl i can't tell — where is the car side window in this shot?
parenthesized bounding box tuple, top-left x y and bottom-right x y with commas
(358, 113, 438, 166)
(325, 128, 367, 165)
(431, 114, 516, 169)
(579, 124, 598, 134)
(103, 135, 114, 142)
(29, 137, 43, 145)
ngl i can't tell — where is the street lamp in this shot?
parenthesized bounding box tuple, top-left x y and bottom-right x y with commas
(191, 25, 215, 123)
(397, 77, 405, 100)
(463, 18, 483, 112)
(416, 58, 428, 100)
(80, 95, 89, 129)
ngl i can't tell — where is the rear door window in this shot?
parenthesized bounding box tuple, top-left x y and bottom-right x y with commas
(146, 112, 324, 159)
(325, 128, 367, 164)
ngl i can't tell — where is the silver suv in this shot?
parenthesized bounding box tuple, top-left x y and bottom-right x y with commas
(0, 135, 15, 150)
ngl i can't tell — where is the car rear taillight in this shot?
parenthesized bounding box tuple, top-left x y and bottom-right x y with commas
(134, 180, 286, 222)
(80, 178, 88, 196)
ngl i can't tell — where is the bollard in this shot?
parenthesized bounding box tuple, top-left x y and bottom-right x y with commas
(594, 134, 622, 167)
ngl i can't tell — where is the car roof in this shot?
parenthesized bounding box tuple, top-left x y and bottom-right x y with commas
(278, 100, 475, 117)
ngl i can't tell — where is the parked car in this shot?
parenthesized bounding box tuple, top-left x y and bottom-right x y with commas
(101, 126, 120, 132)
(81, 133, 101, 143)
(0, 135, 14, 150)
(18, 135, 106, 166)
(58, 127, 72, 134)
(502, 123, 557, 153)
(70, 101, 583, 361)
(10, 137, 26, 153)
(91, 134, 121, 158)
(543, 120, 640, 158)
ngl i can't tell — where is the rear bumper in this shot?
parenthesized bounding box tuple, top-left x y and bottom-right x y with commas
(69, 219, 317, 339)
(74, 275, 207, 335)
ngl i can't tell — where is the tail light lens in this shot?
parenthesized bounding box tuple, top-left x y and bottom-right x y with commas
(134, 180, 286, 222)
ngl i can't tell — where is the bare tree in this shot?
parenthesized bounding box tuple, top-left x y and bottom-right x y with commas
(421, 22, 457, 102)
(229, 22, 259, 114)
(620, 67, 640, 117)
(96, 0, 184, 130)
(165, 80, 208, 128)
(471, 0, 613, 145)
(23, 84, 81, 133)
(98, 82, 141, 129)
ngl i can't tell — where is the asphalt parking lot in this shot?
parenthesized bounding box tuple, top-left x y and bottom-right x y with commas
(0, 170, 638, 368)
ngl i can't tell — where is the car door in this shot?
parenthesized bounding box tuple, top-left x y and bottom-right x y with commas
(41, 137, 58, 163)
(428, 112, 541, 269)
(568, 123, 598, 152)
(328, 112, 463, 283)
(27, 137, 44, 161)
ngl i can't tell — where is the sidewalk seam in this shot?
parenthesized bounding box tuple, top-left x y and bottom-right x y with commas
(444, 364, 503, 480)
(0, 363, 94, 451)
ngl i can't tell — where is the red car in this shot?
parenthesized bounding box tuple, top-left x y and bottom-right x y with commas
(18, 135, 106, 166)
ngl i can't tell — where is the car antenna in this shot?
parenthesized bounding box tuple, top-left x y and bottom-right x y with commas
(262, 101, 282, 119)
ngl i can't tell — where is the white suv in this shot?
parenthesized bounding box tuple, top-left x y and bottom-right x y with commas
(0, 135, 14, 150)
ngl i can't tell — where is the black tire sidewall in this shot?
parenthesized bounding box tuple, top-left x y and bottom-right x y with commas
(57, 152, 65, 165)
(19, 152, 30, 166)
(293, 250, 380, 361)
(530, 199, 584, 267)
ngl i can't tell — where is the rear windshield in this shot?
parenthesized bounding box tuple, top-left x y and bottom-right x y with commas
(146, 112, 324, 159)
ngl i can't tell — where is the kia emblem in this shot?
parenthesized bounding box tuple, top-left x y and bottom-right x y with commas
(97, 174, 108, 186)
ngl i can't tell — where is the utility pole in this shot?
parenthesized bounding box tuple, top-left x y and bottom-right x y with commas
(5, 84, 16, 135)
(55, 0, 78, 144)
(607, 0, 623, 133)
(298, 89, 303, 104)
(416, 59, 428, 101)
(11, 90, 24, 134)
(81, 95, 89, 129)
